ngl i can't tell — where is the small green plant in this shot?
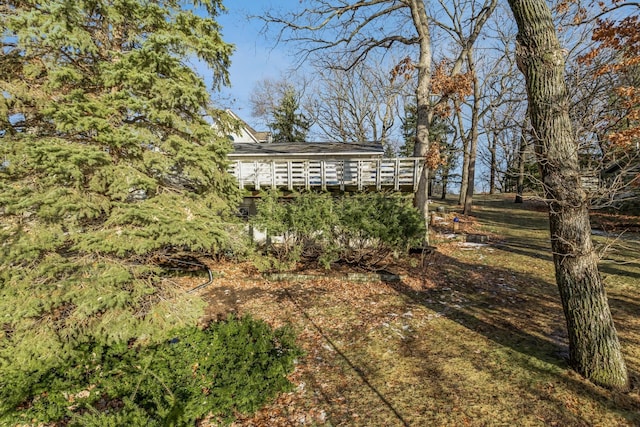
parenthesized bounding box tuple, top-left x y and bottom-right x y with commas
(0, 316, 303, 426)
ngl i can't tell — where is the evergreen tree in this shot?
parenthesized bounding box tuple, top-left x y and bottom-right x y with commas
(400, 102, 456, 197)
(400, 103, 452, 156)
(400, 103, 419, 157)
(0, 0, 239, 396)
(268, 86, 311, 142)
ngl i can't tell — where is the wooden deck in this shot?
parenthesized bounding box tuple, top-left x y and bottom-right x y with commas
(229, 158, 423, 192)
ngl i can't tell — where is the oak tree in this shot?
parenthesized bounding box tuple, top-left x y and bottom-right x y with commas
(264, 0, 496, 231)
(582, 6, 640, 205)
(507, 0, 629, 389)
(311, 55, 411, 153)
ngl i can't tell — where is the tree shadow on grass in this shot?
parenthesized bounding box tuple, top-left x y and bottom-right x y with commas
(282, 285, 412, 426)
(600, 263, 640, 280)
(386, 251, 640, 424)
(477, 211, 550, 234)
(392, 252, 568, 363)
(608, 293, 640, 324)
(472, 199, 550, 229)
(492, 240, 554, 262)
(200, 254, 639, 425)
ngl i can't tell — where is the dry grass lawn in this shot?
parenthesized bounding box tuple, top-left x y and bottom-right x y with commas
(182, 194, 640, 426)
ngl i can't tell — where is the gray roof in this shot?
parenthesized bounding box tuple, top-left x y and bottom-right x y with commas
(229, 142, 384, 158)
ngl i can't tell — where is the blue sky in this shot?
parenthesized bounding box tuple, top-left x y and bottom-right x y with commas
(214, 1, 298, 127)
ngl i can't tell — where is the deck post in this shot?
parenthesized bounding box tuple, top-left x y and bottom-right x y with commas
(254, 160, 260, 190)
(237, 161, 244, 189)
(304, 161, 310, 191)
(394, 158, 400, 191)
(357, 160, 363, 191)
(413, 158, 420, 191)
(287, 161, 293, 191)
(340, 160, 345, 191)
(270, 160, 276, 189)
(376, 159, 382, 191)
(321, 161, 327, 191)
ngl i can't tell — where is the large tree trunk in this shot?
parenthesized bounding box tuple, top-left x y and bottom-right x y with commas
(409, 0, 432, 241)
(507, 0, 628, 390)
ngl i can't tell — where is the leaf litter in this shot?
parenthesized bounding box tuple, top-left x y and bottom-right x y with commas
(171, 200, 640, 426)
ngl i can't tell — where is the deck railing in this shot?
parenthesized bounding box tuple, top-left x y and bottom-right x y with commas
(229, 158, 424, 192)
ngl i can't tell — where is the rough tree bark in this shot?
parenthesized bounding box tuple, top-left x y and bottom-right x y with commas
(507, 0, 628, 389)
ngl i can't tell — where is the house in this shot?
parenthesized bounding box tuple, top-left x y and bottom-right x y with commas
(600, 156, 640, 210)
(223, 112, 423, 193)
(224, 110, 272, 143)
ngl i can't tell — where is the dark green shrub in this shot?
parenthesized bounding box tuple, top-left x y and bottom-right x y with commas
(252, 190, 338, 270)
(252, 191, 424, 270)
(252, 188, 290, 238)
(0, 316, 302, 426)
(335, 193, 425, 267)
